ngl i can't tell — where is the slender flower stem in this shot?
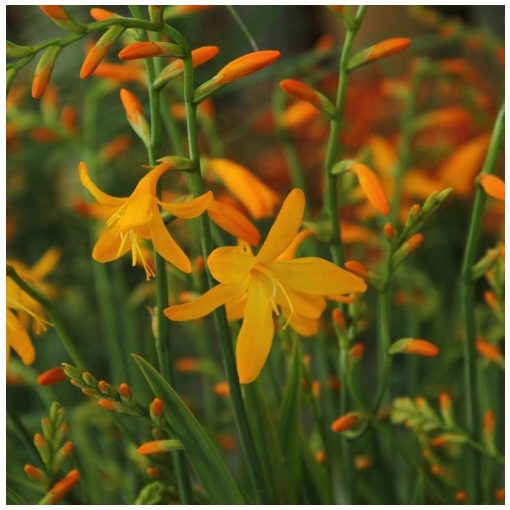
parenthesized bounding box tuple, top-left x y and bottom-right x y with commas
(6, 265, 85, 368)
(459, 103, 504, 504)
(144, 34, 193, 505)
(179, 35, 269, 503)
(323, 6, 367, 267)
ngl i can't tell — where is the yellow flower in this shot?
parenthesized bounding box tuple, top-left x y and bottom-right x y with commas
(78, 160, 213, 278)
(165, 189, 366, 383)
(6, 248, 59, 365)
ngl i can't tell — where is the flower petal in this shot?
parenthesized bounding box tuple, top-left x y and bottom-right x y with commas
(225, 294, 247, 321)
(479, 174, 505, 201)
(30, 248, 61, 280)
(256, 188, 305, 263)
(165, 282, 247, 321)
(7, 310, 35, 365)
(78, 161, 125, 206)
(159, 191, 214, 219)
(267, 257, 367, 295)
(149, 214, 192, 273)
(277, 286, 326, 319)
(92, 228, 130, 262)
(207, 246, 255, 284)
(351, 163, 390, 215)
(236, 276, 274, 384)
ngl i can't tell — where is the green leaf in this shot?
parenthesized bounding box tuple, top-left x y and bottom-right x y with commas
(276, 335, 303, 503)
(132, 354, 245, 504)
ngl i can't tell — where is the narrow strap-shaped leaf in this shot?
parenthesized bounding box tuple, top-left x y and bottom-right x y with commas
(132, 354, 245, 504)
(277, 335, 303, 503)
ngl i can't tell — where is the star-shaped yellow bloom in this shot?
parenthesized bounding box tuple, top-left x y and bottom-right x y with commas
(79, 160, 213, 278)
(165, 188, 367, 383)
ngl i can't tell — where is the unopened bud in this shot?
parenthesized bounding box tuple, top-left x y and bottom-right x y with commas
(81, 371, 97, 387)
(137, 439, 183, 455)
(34, 433, 51, 466)
(52, 441, 74, 472)
(37, 367, 66, 385)
(279, 79, 336, 117)
(150, 398, 164, 422)
(119, 88, 151, 146)
(388, 338, 439, 357)
(384, 223, 397, 240)
(315, 450, 327, 464)
(331, 412, 360, 433)
(331, 308, 346, 329)
(393, 233, 424, 268)
(80, 26, 125, 79)
(119, 41, 184, 60)
(39, 6, 86, 33)
(354, 454, 372, 471)
(32, 46, 61, 99)
(214, 382, 230, 397)
(38, 469, 80, 505)
(349, 38, 411, 71)
(119, 383, 132, 402)
(24, 464, 47, 483)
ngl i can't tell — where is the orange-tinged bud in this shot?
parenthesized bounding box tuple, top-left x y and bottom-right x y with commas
(315, 34, 335, 52)
(439, 392, 451, 413)
(31, 126, 59, 142)
(24, 464, 47, 482)
(495, 488, 505, 502)
(315, 450, 327, 464)
(349, 342, 365, 361)
(331, 308, 345, 329)
(368, 38, 411, 62)
(119, 42, 183, 60)
(217, 433, 236, 451)
(40, 469, 80, 504)
(217, 50, 281, 83)
(80, 26, 125, 79)
(214, 382, 230, 397)
(137, 439, 181, 455)
(120, 88, 144, 121)
(98, 398, 117, 410)
(455, 490, 468, 503)
(430, 464, 443, 477)
(37, 367, 67, 385)
(81, 388, 96, 397)
(100, 135, 131, 162)
(389, 338, 439, 357)
(176, 357, 201, 373)
(40, 5, 69, 21)
(150, 397, 164, 420)
(60, 105, 78, 135)
(476, 339, 503, 364)
(345, 260, 369, 279)
(328, 375, 341, 392)
(354, 454, 372, 471)
(349, 38, 410, 71)
(90, 8, 119, 21)
(146, 467, 161, 478)
(93, 62, 145, 84)
(479, 174, 505, 201)
(430, 435, 448, 448)
(483, 410, 495, 436)
(331, 412, 358, 433)
(483, 290, 498, 310)
(34, 432, 46, 448)
(32, 46, 61, 99)
(119, 383, 132, 400)
(350, 163, 390, 215)
(280, 79, 322, 108)
(415, 106, 471, 131)
(407, 233, 424, 252)
(384, 223, 396, 240)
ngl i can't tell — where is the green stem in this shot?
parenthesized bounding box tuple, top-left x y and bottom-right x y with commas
(6, 266, 85, 368)
(323, 6, 367, 267)
(459, 103, 504, 503)
(144, 37, 193, 506)
(225, 6, 259, 51)
(181, 44, 269, 504)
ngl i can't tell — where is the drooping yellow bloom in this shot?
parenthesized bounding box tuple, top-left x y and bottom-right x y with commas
(6, 248, 59, 365)
(78, 160, 213, 278)
(165, 189, 366, 383)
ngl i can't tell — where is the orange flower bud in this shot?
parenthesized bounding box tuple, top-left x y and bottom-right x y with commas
(89, 8, 119, 21)
(120, 88, 143, 120)
(476, 339, 503, 365)
(60, 105, 78, 135)
(37, 367, 67, 385)
(389, 338, 439, 357)
(331, 308, 345, 329)
(311, 380, 321, 398)
(100, 135, 131, 162)
(93, 61, 145, 84)
(175, 357, 201, 373)
(370, 38, 411, 60)
(454, 490, 468, 503)
(331, 413, 359, 433)
(32, 46, 61, 99)
(407, 233, 424, 252)
(349, 342, 365, 361)
(119, 42, 184, 60)
(217, 50, 281, 83)
(479, 174, 505, 201)
(328, 375, 341, 392)
(119, 383, 132, 400)
(39, 5, 67, 20)
(280, 79, 322, 108)
(483, 409, 495, 437)
(344, 260, 369, 279)
(40, 469, 80, 504)
(350, 163, 390, 215)
(150, 397, 164, 420)
(430, 435, 448, 448)
(137, 439, 182, 455)
(80, 26, 125, 79)
(315, 450, 327, 464)
(384, 223, 396, 240)
(24, 464, 47, 482)
(217, 433, 236, 451)
(430, 464, 443, 477)
(483, 290, 498, 310)
(439, 392, 452, 414)
(280, 101, 320, 129)
(214, 382, 230, 397)
(97, 398, 117, 411)
(146, 467, 161, 478)
(495, 488, 505, 502)
(354, 454, 372, 471)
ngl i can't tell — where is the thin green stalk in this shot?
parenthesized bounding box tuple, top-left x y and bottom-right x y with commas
(82, 84, 127, 383)
(144, 48, 193, 506)
(459, 103, 504, 504)
(7, 266, 85, 367)
(225, 6, 259, 51)
(180, 45, 269, 503)
(6, 402, 40, 460)
(323, 6, 367, 267)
